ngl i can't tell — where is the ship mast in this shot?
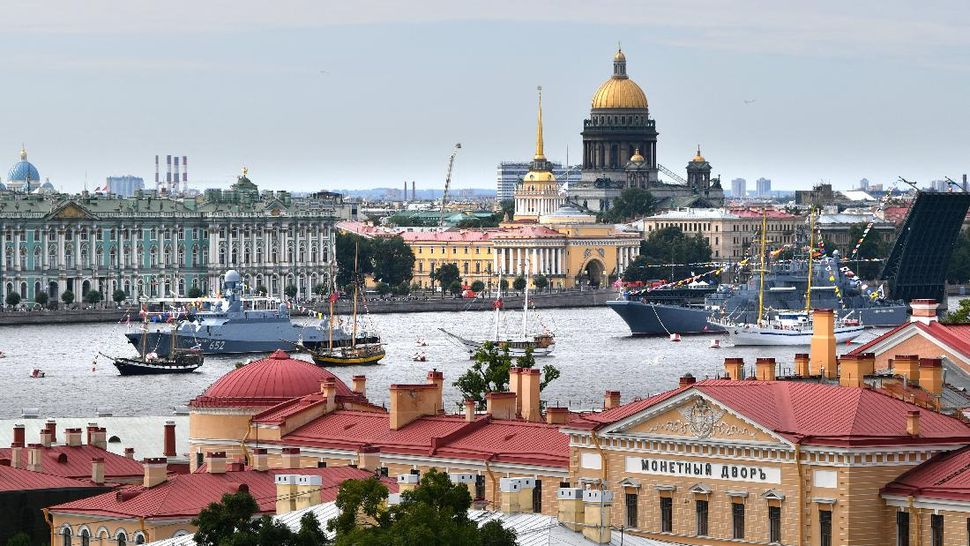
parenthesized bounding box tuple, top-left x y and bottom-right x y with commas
(805, 210, 815, 314)
(522, 259, 531, 337)
(351, 241, 359, 348)
(757, 208, 767, 323)
(494, 271, 503, 342)
(328, 231, 336, 352)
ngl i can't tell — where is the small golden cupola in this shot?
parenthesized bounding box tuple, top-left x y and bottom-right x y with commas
(692, 145, 706, 163)
(630, 147, 645, 162)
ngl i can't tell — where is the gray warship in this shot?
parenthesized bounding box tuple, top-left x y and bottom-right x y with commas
(125, 270, 369, 355)
(608, 251, 908, 336)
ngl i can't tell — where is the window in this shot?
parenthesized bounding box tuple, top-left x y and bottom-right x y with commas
(625, 493, 638, 528)
(532, 480, 542, 513)
(475, 474, 485, 500)
(80, 529, 90, 546)
(820, 510, 832, 546)
(931, 514, 943, 546)
(695, 499, 708, 536)
(660, 497, 672, 533)
(896, 512, 909, 546)
(62, 527, 72, 546)
(769, 506, 781, 543)
(732, 503, 745, 539)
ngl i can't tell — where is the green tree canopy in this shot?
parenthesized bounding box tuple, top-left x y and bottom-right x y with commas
(943, 298, 970, 324)
(636, 226, 713, 281)
(371, 236, 415, 286)
(499, 279, 509, 291)
(336, 232, 376, 288)
(84, 290, 103, 304)
(512, 276, 526, 291)
(5, 532, 31, 546)
(375, 282, 392, 296)
(431, 263, 461, 295)
(946, 230, 970, 284)
(601, 188, 657, 223)
(454, 342, 560, 410)
(533, 274, 548, 292)
(285, 284, 298, 298)
(61, 290, 75, 304)
(5, 292, 20, 306)
(498, 199, 515, 220)
(470, 280, 485, 293)
(193, 491, 327, 546)
(448, 280, 463, 295)
(186, 287, 204, 299)
(35, 291, 49, 305)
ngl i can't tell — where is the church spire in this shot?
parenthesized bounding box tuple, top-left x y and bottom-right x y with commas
(534, 86, 545, 161)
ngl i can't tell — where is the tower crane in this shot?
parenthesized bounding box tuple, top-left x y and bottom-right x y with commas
(438, 143, 462, 228)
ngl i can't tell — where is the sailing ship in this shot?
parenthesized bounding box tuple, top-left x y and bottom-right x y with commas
(303, 240, 385, 366)
(105, 320, 204, 375)
(710, 209, 865, 346)
(440, 264, 555, 357)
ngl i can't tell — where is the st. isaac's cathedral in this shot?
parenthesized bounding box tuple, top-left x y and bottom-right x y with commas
(567, 48, 724, 212)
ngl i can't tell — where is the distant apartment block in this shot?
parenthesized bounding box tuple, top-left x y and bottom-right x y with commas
(730, 178, 746, 198)
(756, 177, 772, 197)
(106, 175, 144, 197)
(496, 161, 581, 201)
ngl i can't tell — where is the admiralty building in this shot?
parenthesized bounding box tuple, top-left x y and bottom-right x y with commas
(0, 151, 353, 304)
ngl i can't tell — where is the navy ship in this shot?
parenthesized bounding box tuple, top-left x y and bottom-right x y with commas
(608, 251, 908, 336)
(125, 270, 366, 355)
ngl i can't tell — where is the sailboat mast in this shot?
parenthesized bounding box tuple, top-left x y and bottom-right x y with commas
(141, 318, 148, 359)
(757, 208, 767, 323)
(352, 242, 359, 348)
(805, 210, 815, 314)
(494, 271, 503, 342)
(522, 259, 530, 336)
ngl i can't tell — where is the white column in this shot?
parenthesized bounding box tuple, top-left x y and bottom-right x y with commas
(493, 247, 498, 277)
(531, 248, 538, 275)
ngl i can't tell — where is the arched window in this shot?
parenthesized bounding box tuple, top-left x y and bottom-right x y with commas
(79, 528, 90, 546)
(61, 526, 72, 546)
(115, 530, 127, 546)
(133, 532, 146, 544)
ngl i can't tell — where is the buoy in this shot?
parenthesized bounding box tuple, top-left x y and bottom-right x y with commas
(669, 333, 681, 342)
(709, 339, 721, 348)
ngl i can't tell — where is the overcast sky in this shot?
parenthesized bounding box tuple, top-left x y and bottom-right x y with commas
(3, 1, 969, 193)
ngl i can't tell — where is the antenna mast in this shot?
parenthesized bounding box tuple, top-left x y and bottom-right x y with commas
(438, 143, 462, 228)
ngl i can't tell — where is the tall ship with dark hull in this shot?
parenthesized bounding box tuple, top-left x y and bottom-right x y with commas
(608, 252, 908, 336)
(125, 270, 368, 355)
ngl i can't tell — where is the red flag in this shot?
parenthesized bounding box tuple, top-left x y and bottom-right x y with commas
(493, 298, 503, 310)
(328, 292, 339, 304)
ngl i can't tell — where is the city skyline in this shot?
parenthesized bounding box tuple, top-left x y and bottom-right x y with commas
(4, 1, 969, 194)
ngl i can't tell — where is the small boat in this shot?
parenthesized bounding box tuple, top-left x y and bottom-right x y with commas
(709, 339, 721, 349)
(669, 333, 682, 342)
(412, 352, 427, 362)
(30, 368, 45, 378)
(104, 321, 204, 375)
(416, 338, 428, 347)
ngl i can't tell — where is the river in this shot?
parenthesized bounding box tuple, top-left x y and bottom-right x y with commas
(0, 305, 915, 419)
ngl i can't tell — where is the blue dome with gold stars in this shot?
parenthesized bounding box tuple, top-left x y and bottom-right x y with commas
(8, 146, 40, 183)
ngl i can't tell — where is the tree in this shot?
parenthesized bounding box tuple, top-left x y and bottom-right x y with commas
(84, 290, 103, 304)
(113, 289, 128, 304)
(375, 282, 392, 296)
(601, 188, 656, 223)
(947, 230, 970, 284)
(5, 533, 31, 546)
(499, 279, 509, 291)
(637, 226, 713, 281)
(448, 280, 463, 296)
(512, 276, 526, 292)
(533, 274, 548, 292)
(193, 491, 327, 546)
(371, 236, 415, 286)
(61, 290, 75, 305)
(393, 282, 411, 296)
(336, 232, 375, 288)
(35, 291, 49, 306)
(431, 263, 461, 296)
(186, 287, 204, 299)
(255, 285, 269, 296)
(5, 292, 20, 307)
(285, 284, 298, 299)
(622, 255, 655, 284)
(470, 280, 485, 293)
(312, 283, 328, 297)
(454, 342, 560, 410)
(498, 199, 515, 221)
(943, 298, 970, 324)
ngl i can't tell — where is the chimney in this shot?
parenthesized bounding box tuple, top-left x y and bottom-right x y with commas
(282, 447, 302, 469)
(397, 472, 420, 493)
(91, 457, 105, 485)
(352, 375, 367, 397)
(725, 358, 744, 380)
(755, 358, 776, 381)
(906, 410, 920, 436)
(582, 489, 614, 543)
(449, 472, 477, 500)
(388, 382, 441, 430)
(86, 423, 98, 446)
(910, 299, 939, 324)
(45, 419, 57, 444)
(509, 367, 524, 416)
(40, 430, 52, 448)
(521, 368, 542, 422)
(486, 391, 517, 420)
(13, 425, 25, 447)
(679, 374, 697, 388)
(859, 352, 876, 378)
(464, 398, 477, 422)
(838, 354, 864, 388)
(143, 457, 168, 488)
(65, 428, 82, 447)
(163, 421, 176, 458)
(427, 370, 445, 414)
(206, 452, 227, 474)
(124, 447, 135, 460)
(810, 309, 837, 378)
(321, 378, 338, 413)
(546, 406, 569, 425)
(500, 477, 535, 514)
(357, 446, 380, 471)
(604, 391, 621, 410)
(919, 358, 944, 396)
(294, 475, 323, 510)
(251, 448, 268, 472)
(794, 353, 811, 377)
(893, 355, 921, 385)
(9, 443, 23, 469)
(275, 474, 298, 514)
(92, 428, 107, 450)
(27, 444, 43, 473)
(557, 487, 586, 532)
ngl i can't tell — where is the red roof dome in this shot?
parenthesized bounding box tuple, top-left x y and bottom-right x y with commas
(191, 350, 352, 408)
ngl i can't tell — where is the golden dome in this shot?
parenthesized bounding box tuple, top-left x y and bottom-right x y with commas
(591, 48, 647, 110)
(630, 148, 645, 162)
(19, 145, 27, 161)
(692, 145, 705, 163)
(524, 171, 557, 183)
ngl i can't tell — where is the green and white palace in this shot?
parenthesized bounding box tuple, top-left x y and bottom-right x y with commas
(0, 150, 354, 304)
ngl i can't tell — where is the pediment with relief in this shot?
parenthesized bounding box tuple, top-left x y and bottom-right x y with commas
(46, 201, 98, 221)
(605, 394, 784, 445)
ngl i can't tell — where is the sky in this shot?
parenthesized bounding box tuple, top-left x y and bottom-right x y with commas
(3, 0, 970, 194)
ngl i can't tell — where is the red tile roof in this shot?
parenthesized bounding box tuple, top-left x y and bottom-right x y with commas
(730, 208, 800, 219)
(849, 321, 970, 361)
(0, 445, 144, 481)
(571, 380, 970, 447)
(191, 350, 355, 409)
(433, 420, 570, 468)
(49, 466, 396, 520)
(882, 445, 970, 502)
(0, 464, 102, 492)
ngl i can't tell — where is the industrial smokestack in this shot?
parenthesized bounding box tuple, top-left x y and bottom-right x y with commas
(404, 181, 408, 203)
(964, 173, 968, 192)
(412, 181, 416, 201)
(166, 155, 172, 185)
(182, 156, 188, 183)
(155, 155, 160, 187)
(173, 156, 180, 190)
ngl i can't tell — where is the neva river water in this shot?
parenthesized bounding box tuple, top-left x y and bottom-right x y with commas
(0, 306, 897, 418)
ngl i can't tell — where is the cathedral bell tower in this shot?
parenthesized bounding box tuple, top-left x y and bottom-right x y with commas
(686, 146, 712, 193)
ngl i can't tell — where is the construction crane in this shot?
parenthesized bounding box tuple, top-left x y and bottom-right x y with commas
(438, 143, 462, 228)
(657, 163, 688, 185)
